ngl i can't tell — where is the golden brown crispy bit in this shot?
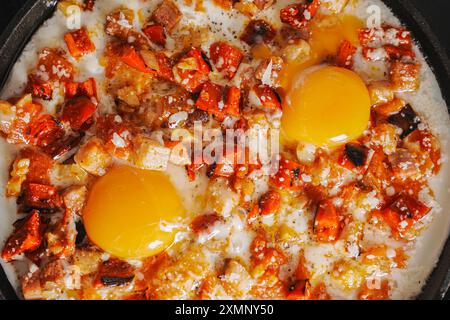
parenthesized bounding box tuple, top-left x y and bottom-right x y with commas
(390, 60, 421, 92)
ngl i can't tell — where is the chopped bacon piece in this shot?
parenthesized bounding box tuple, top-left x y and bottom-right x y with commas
(143, 24, 167, 47)
(259, 190, 281, 216)
(390, 60, 421, 92)
(84, 0, 95, 11)
(29, 114, 65, 149)
(96, 258, 135, 286)
(105, 9, 149, 48)
(252, 84, 282, 110)
(21, 183, 62, 211)
(174, 47, 211, 93)
(241, 20, 276, 46)
(387, 104, 420, 139)
(151, 0, 182, 32)
(336, 40, 357, 68)
(314, 200, 341, 243)
(61, 97, 97, 131)
(37, 48, 74, 81)
(280, 0, 320, 30)
(210, 42, 244, 79)
(190, 213, 223, 233)
(64, 27, 96, 59)
(196, 82, 242, 120)
(270, 157, 304, 191)
(1, 211, 42, 262)
(64, 78, 97, 99)
(27, 75, 53, 100)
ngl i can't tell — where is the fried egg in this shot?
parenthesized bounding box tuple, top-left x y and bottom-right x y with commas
(280, 14, 370, 148)
(281, 65, 371, 147)
(83, 165, 186, 259)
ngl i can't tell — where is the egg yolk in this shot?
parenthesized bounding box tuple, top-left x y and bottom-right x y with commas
(83, 166, 185, 259)
(281, 66, 371, 147)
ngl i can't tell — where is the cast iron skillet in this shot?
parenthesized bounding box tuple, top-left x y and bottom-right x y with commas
(0, 0, 449, 300)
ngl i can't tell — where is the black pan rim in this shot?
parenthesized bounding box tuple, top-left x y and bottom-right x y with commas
(0, 0, 449, 300)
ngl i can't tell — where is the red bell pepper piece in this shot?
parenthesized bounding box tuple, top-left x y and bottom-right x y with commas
(270, 157, 304, 191)
(210, 42, 244, 79)
(22, 183, 62, 211)
(1, 210, 42, 262)
(61, 96, 97, 131)
(143, 24, 167, 47)
(64, 27, 96, 59)
(314, 200, 341, 243)
(253, 84, 282, 110)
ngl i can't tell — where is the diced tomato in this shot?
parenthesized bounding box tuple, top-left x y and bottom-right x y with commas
(174, 47, 211, 93)
(21, 183, 62, 211)
(270, 157, 303, 191)
(259, 190, 281, 216)
(61, 97, 97, 131)
(143, 24, 166, 47)
(1, 211, 42, 262)
(64, 27, 96, 59)
(280, 0, 319, 29)
(27, 75, 53, 100)
(210, 42, 244, 79)
(253, 84, 282, 110)
(314, 200, 341, 243)
(37, 48, 74, 81)
(64, 78, 97, 99)
(190, 213, 222, 233)
(336, 40, 356, 69)
(29, 114, 65, 149)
